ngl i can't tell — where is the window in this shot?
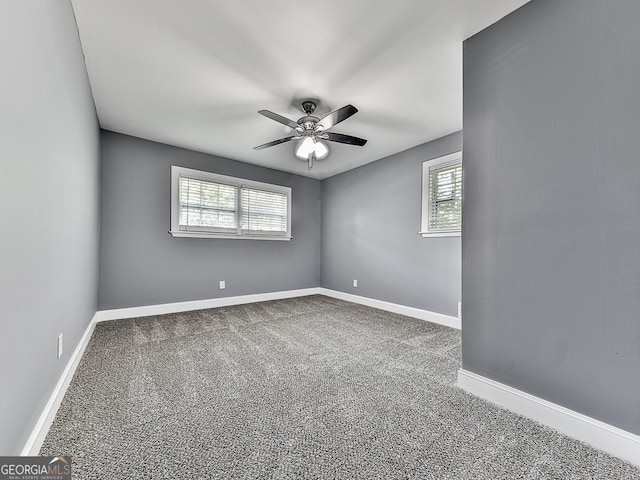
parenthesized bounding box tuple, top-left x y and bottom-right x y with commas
(170, 166, 291, 240)
(421, 151, 462, 237)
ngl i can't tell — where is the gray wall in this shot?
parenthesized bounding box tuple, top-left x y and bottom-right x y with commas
(99, 132, 321, 309)
(463, 0, 640, 434)
(0, 1, 100, 454)
(321, 132, 462, 317)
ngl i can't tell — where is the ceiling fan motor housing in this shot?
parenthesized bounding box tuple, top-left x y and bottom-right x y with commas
(298, 116, 320, 130)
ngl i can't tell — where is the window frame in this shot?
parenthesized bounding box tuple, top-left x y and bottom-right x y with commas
(420, 151, 462, 238)
(170, 166, 292, 241)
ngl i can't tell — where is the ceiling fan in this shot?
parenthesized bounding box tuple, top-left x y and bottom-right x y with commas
(254, 101, 367, 170)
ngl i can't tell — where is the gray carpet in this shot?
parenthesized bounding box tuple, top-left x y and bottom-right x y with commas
(41, 295, 640, 479)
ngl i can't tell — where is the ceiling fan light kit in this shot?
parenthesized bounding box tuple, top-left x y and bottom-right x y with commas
(295, 137, 329, 161)
(254, 100, 367, 170)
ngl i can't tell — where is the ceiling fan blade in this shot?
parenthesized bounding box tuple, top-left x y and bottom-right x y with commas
(317, 104, 358, 130)
(253, 136, 296, 150)
(258, 110, 300, 130)
(324, 132, 367, 146)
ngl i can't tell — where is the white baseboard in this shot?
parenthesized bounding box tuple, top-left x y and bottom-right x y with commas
(318, 288, 461, 330)
(21, 314, 98, 456)
(94, 288, 459, 330)
(457, 368, 640, 467)
(94, 288, 323, 322)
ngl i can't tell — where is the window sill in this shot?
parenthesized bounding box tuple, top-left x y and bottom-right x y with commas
(419, 231, 461, 238)
(169, 231, 292, 241)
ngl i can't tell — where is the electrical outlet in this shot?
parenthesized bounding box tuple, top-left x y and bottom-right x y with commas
(353, 279, 358, 288)
(219, 280, 226, 290)
(57, 333, 63, 359)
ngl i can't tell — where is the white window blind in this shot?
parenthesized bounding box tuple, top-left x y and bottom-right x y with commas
(421, 152, 462, 237)
(171, 166, 291, 240)
(241, 188, 288, 235)
(429, 162, 462, 230)
(179, 177, 238, 233)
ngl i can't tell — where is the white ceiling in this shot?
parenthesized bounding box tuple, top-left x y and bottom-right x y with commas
(71, 0, 529, 179)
